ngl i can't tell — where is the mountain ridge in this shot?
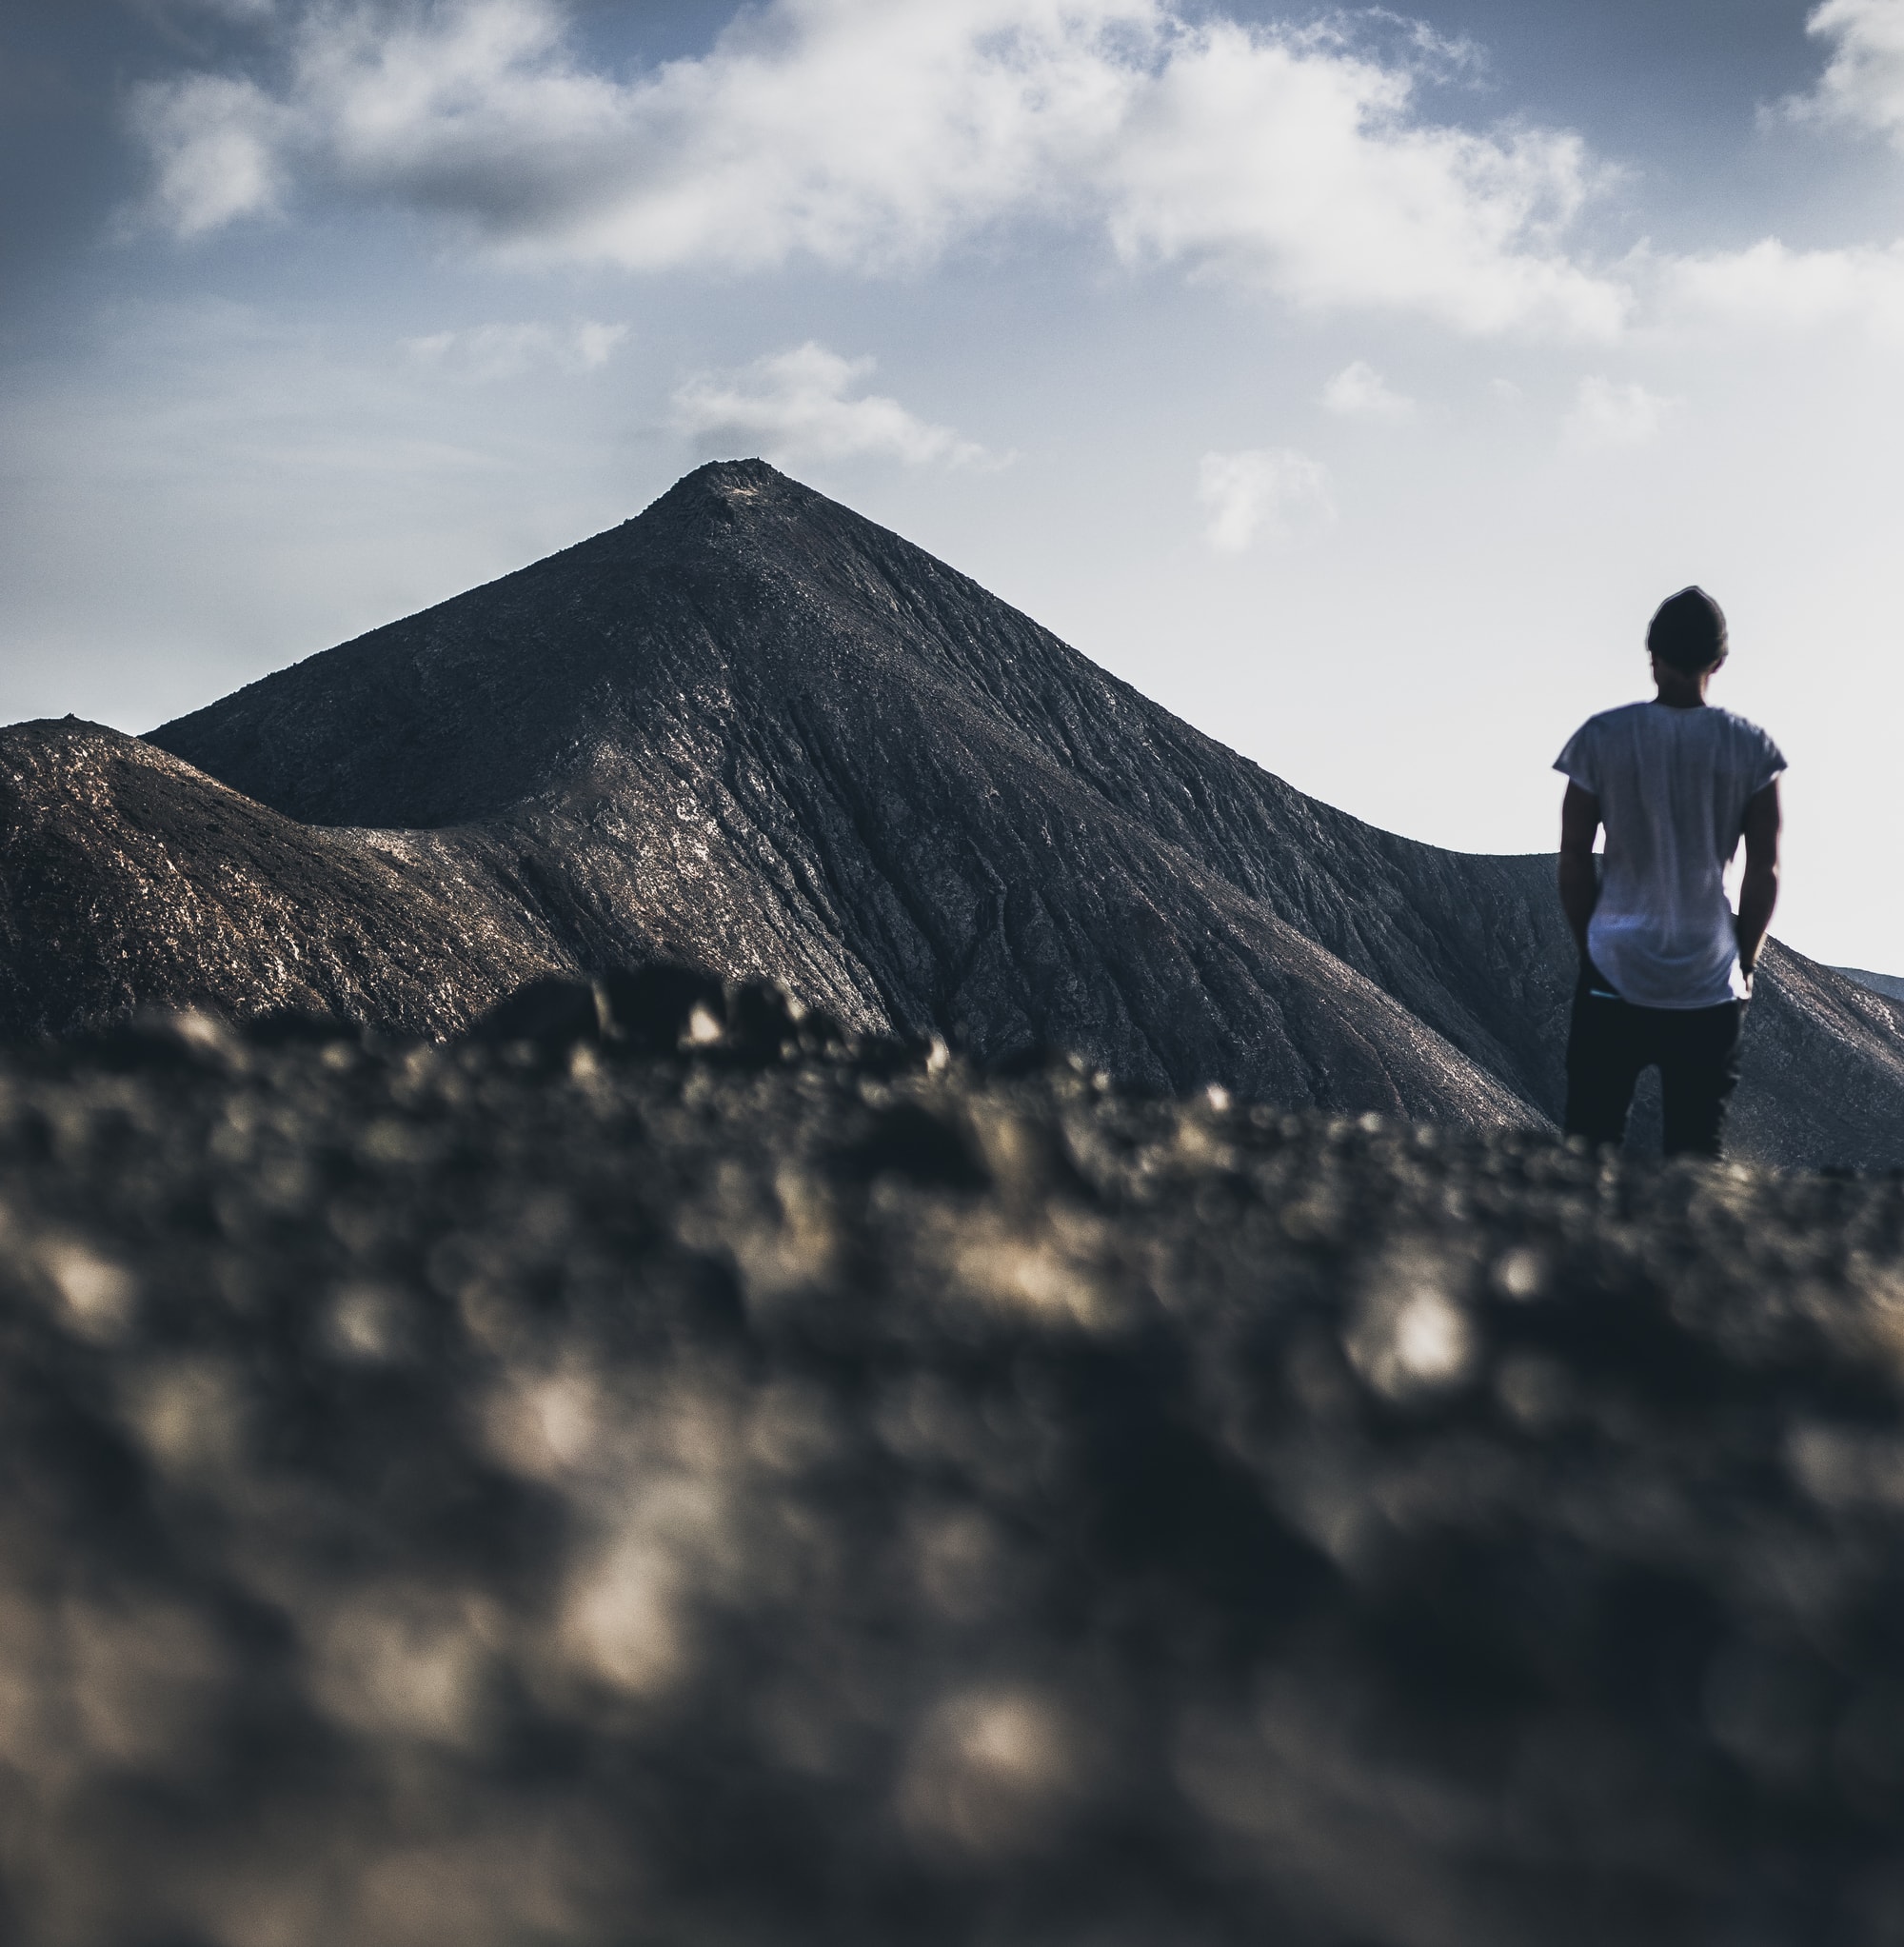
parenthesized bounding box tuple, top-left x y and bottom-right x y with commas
(147, 461, 1544, 1123)
(0, 460, 1896, 1163)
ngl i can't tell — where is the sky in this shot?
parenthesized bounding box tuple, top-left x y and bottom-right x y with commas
(7, 1, 1904, 971)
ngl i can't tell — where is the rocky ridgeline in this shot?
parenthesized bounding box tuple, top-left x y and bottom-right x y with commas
(2, 978, 1904, 1944)
(11, 465, 1904, 1161)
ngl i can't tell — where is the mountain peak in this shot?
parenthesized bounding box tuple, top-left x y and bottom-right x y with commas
(673, 455, 794, 501)
(15, 466, 1900, 1161)
(148, 461, 1019, 831)
(631, 456, 820, 538)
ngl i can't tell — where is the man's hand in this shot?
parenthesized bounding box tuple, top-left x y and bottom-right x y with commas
(1735, 779, 1781, 990)
(1557, 782, 1602, 961)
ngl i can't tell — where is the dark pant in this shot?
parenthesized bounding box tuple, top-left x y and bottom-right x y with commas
(1563, 984, 1746, 1159)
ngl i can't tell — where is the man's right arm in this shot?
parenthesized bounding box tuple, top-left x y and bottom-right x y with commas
(1558, 782, 1602, 963)
(1735, 778, 1781, 985)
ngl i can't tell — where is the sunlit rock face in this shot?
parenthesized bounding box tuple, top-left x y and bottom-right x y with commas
(2, 988, 1904, 1945)
(0, 457, 1872, 1162)
(0, 721, 574, 1039)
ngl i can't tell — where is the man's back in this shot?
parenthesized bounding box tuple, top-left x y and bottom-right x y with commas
(1557, 700, 1784, 1009)
(1554, 586, 1783, 1159)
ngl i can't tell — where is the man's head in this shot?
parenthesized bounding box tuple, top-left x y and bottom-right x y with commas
(1648, 586, 1728, 676)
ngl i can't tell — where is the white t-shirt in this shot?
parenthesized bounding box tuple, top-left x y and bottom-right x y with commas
(1555, 702, 1786, 1009)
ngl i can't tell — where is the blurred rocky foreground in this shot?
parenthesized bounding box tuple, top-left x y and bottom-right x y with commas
(3, 974, 1904, 1946)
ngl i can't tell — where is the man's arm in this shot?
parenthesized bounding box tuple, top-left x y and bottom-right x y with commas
(1735, 778, 1781, 984)
(1557, 782, 1602, 961)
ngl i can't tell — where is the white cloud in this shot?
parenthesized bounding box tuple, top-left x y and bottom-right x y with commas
(129, 0, 1628, 339)
(1320, 359, 1415, 420)
(572, 321, 629, 369)
(669, 344, 991, 468)
(1560, 376, 1674, 453)
(132, 73, 288, 237)
(1785, 0, 1904, 143)
(403, 319, 630, 381)
(1663, 237, 1904, 338)
(1197, 447, 1335, 551)
(1096, 18, 1617, 334)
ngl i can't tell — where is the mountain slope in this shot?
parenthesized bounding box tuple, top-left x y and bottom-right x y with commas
(140, 467, 1577, 1107)
(0, 457, 1884, 1162)
(145, 461, 1577, 1101)
(0, 721, 575, 1037)
(1, 714, 1529, 1126)
(140, 460, 1904, 1162)
(1836, 966, 1904, 1004)
(136, 462, 1549, 1123)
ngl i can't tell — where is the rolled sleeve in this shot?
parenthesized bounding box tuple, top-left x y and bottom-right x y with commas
(1554, 722, 1600, 795)
(1750, 732, 1788, 798)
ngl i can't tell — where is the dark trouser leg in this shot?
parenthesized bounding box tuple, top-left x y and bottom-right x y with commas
(1656, 1001, 1747, 1160)
(1564, 989, 1646, 1148)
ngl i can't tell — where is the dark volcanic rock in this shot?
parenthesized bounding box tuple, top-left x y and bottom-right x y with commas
(3, 1013, 1904, 1944)
(141, 462, 1904, 1162)
(1837, 967, 1904, 1005)
(0, 720, 572, 1037)
(144, 462, 1535, 1127)
(0, 460, 1895, 1160)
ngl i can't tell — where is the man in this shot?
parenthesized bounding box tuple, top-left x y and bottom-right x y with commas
(1555, 586, 1784, 1159)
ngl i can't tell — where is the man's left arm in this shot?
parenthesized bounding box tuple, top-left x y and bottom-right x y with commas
(1735, 779, 1781, 987)
(1557, 782, 1602, 962)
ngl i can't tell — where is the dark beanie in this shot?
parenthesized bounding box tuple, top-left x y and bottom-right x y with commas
(1647, 586, 1728, 672)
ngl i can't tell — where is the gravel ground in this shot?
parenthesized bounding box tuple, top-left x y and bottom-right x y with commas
(3, 978, 1904, 1945)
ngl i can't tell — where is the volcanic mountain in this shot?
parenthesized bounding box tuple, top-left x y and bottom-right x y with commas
(5, 461, 1902, 1163)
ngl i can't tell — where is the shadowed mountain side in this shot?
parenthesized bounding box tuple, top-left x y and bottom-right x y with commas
(483, 683, 1541, 1117)
(139, 465, 1585, 1115)
(1838, 967, 1904, 1004)
(1732, 946, 1904, 1166)
(0, 721, 1532, 1124)
(148, 460, 1904, 1164)
(0, 723, 574, 1039)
